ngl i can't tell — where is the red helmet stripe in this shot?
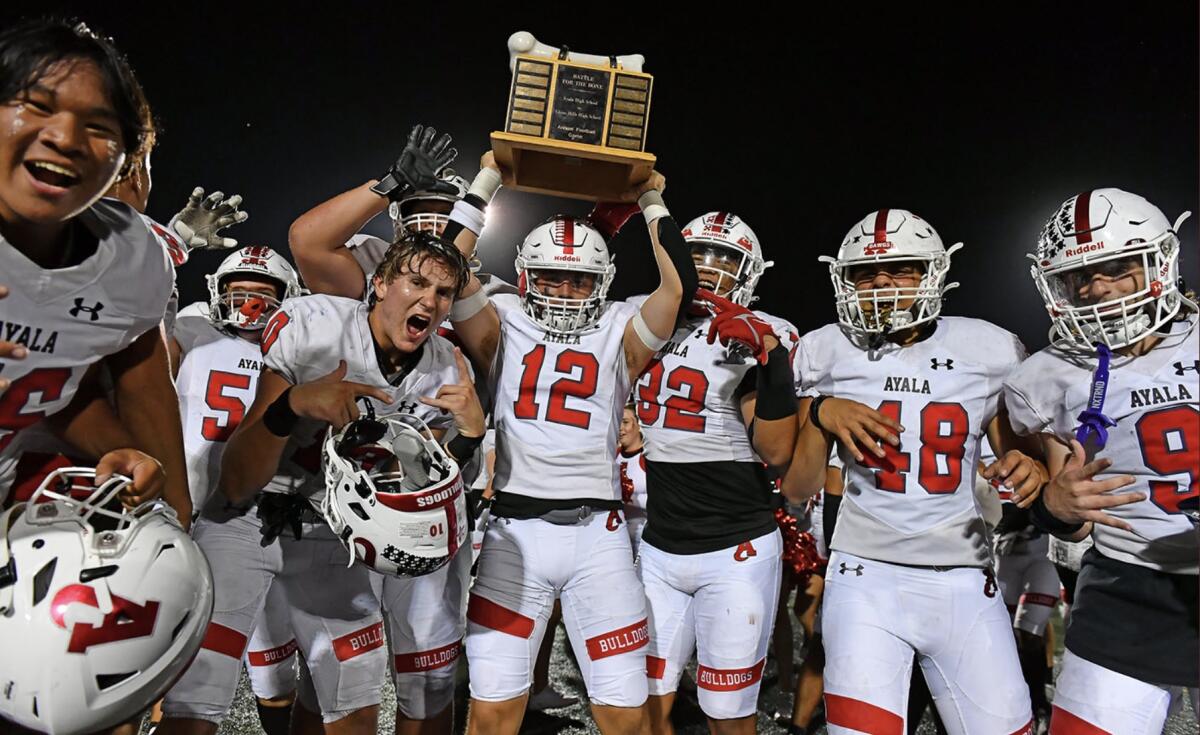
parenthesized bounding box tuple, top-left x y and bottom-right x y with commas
(712, 212, 729, 227)
(873, 209, 890, 243)
(1073, 191, 1093, 244)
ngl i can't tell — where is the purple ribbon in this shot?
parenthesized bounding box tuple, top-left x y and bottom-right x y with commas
(1074, 343, 1117, 449)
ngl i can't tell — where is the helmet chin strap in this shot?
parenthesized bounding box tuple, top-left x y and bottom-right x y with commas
(1074, 343, 1117, 450)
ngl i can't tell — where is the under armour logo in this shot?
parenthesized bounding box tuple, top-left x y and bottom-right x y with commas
(69, 298, 104, 321)
(733, 541, 757, 562)
(1174, 361, 1200, 376)
(838, 562, 864, 576)
(930, 358, 954, 371)
(394, 401, 419, 414)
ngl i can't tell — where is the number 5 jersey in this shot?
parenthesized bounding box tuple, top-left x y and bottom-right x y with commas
(1004, 318, 1198, 575)
(797, 317, 1026, 567)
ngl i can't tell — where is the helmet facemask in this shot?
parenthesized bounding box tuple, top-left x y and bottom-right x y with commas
(518, 265, 614, 335)
(822, 246, 961, 336)
(1031, 232, 1190, 350)
(212, 280, 282, 331)
(690, 241, 764, 307)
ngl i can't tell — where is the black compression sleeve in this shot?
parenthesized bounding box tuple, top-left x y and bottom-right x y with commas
(823, 491, 841, 548)
(655, 216, 699, 327)
(754, 345, 798, 421)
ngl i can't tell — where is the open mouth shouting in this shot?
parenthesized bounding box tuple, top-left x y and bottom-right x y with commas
(405, 312, 432, 341)
(24, 159, 82, 194)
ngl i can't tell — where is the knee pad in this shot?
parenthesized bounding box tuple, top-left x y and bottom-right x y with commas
(393, 668, 457, 720)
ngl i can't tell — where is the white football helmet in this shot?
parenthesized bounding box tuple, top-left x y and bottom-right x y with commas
(515, 215, 615, 334)
(205, 245, 302, 331)
(1030, 188, 1195, 351)
(682, 212, 772, 306)
(0, 469, 213, 735)
(388, 169, 470, 237)
(322, 412, 468, 577)
(820, 209, 962, 336)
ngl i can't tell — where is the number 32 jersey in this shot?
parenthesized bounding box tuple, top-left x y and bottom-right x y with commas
(173, 302, 262, 510)
(489, 294, 638, 503)
(1004, 319, 1198, 575)
(797, 317, 1025, 567)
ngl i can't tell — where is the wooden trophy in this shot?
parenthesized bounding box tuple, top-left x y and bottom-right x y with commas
(491, 31, 655, 201)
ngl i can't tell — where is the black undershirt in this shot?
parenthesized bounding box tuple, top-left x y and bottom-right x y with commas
(1066, 546, 1198, 686)
(641, 459, 777, 555)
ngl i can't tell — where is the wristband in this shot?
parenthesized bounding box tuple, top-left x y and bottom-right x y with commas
(263, 388, 299, 437)
(1029, 491, 1086, 536)
(809, 394, 831, 433)
(632, 311, 668, 351)
(754, 345, 798, 421)
(468, 167, 503, 203)
(638, 189, 669, 224)
(449, 287, 489, 322)
(445, 432, 484, 463)
(448, 199, 486, 236)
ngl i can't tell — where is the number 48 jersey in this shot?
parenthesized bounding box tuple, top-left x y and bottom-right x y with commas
(489, 293, 638, 503)
(797, 317, 1025, 567)
(1004, 319, 1198, 575)
(173, 302, 263, 510)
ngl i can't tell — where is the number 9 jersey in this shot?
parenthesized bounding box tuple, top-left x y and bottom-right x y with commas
(1004, 318, 1198, 575)
(797, 317, 1026, 567)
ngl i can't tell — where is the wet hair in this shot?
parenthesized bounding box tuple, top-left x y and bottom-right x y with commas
(0, 18, 155, 176)
(374, 230, 471, 296)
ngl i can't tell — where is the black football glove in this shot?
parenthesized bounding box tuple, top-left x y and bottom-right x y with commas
(371, 124, 459, 202)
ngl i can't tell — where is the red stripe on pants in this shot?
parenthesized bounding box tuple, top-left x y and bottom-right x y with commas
(332, 621, 385, 661)
(696, 658, 765, 692)
(1020, 592, 1059, 608)
(201, 622, 249, 659)
(646, 655, 667, 679)
(394, 640, 462, 673)
(825, 693, 903, 735)
(246, 638, 298, 667)
(467, 595, 535, 638)
(585, 618, 648, 660)
(1050, 706, 1111, 734)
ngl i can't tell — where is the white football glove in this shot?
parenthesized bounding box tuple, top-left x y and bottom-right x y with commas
(168, 187, 249, 250)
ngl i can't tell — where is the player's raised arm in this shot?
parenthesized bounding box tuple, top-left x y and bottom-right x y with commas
(290, 124, 459, 297)
(444, 152, 506, 369)
(623, 173, 699, 377)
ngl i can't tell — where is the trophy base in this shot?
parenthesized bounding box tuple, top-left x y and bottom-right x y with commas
(491, 132, 655, 202)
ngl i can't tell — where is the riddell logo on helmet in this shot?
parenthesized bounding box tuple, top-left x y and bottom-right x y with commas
(1065, 242, 1105, 257)
(553, 255, 582, 262)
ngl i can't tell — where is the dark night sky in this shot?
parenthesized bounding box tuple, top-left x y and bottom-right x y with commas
(6, 2, 1197, 350)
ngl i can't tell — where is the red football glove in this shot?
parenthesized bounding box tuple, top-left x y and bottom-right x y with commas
(586, 201, 641, 240)
(697, 288, 777, 365)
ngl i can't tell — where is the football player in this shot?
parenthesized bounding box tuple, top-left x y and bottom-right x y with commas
(441, 154, 694, 734)
(161, 246, 302, 735)
(1004, 189, 1198, 733)
(281, 126, 490, 735)
(784, 209, 1046, 734)
(627, 212, 800, 734)
(0, 19, 182, 513)
(190, 232, 481, 735)
(617, 402, 647, 555)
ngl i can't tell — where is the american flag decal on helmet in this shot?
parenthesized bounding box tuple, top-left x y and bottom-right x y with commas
(553, 217, 576, 255)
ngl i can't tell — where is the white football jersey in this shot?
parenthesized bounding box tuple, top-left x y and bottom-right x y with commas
(1004, 318, 1198, 574)
(0, 199, 175, 498)
(618, 445, 648, 518)
(260, 294, 464, 502)
(489, 293, 638, 502)
(174, 302, 264, 510)
(798, 318, 1025, 566)
(627, 296, 800, 464)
